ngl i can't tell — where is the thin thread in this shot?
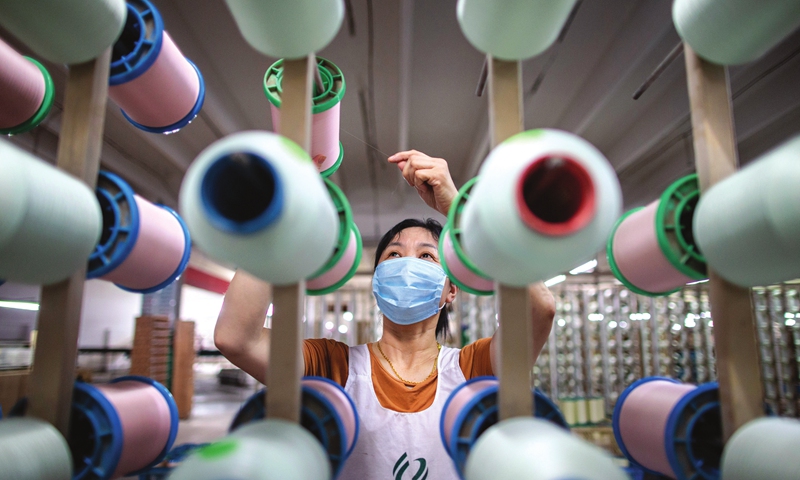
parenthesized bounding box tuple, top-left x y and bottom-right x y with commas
(340, 126, 391, 159)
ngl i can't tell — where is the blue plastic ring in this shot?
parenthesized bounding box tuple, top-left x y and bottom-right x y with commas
(116, 203, 192, 294)
(109, 0, 164, 85)
(664, 381, 720, 480)
(111, 375, 179, 476)
(452, 381, 498, 478)
(88, 171, 141, 279)
(70, 381, 125, 480)
(612, 376, 680, 476)
(304, 376, 360, 457)
(534, 388, 570, 429)
(229, 389, 266, 432)
(200, 151, 285, 234)
(439, 376, 494, 460)
(121, 58, 205, 133)
(301, 384, 349, 475)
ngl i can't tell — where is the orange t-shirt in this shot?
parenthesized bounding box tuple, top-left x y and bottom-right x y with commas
(302, 337, 494, 413)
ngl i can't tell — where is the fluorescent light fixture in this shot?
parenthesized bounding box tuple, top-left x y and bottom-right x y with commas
(785, 312, 796, 319)
(325, 321, 334, 330)
(629, 313, 651, 321)
(266, 303, 274, 317)
(672, 323, 682, 332)
(557, 318, 566, 327)
(545, 275, 566, 287)
(708, 321, 713, 327)
(588, 313, 604, 321)
(0, 300, 39, 311)
(608, 321, 618, 329)
(569, 259, 597, 275)
(786, 319, 797, 327)
(687, 279, 709, 285)
(338, 324, 348, 334)
(343, 311, 354, 322)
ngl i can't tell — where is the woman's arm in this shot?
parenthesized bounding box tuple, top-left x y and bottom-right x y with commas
(214, 269, 272, 384)
(489, 282, 556, 374)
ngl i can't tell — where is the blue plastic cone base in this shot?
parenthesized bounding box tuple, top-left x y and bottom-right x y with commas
(69, 382, 124, 480)
(200, 150, 285, 234)
(440, 376, 569, 478)
(109, 0, 164, 85)
(88, 171, 141, 279)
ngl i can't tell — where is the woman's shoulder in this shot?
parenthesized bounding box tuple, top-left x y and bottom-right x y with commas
(458, 337, 494, 378)
(459, 337, 492, 353)
(304, 337, 351, 356)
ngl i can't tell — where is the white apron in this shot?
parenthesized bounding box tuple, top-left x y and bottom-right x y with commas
(339, 344, 466, 480)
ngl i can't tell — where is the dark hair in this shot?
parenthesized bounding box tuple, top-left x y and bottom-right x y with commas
(374, 218, 451, 341)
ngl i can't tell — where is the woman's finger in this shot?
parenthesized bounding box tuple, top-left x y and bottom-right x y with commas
(387, 149, 421, 163)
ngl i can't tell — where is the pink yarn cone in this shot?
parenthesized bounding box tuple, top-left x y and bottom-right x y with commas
(618, 380, 695, 476)
(97, 381, 172, 477)
(0, 39, 45, 129)
(100, 196, 187, 291)
(613, 202, 695, 293)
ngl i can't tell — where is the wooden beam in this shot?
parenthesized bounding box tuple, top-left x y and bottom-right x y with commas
(265, 54, 313, 423)
(487, 55, 534, 420)
(266, 283, 305, 422)
(488, 56, 523, 146)
(278, 55, 314, 151)
(683, 45, 764, 441)
(27, 48, 111, 436)
(496, 283, 533, 419)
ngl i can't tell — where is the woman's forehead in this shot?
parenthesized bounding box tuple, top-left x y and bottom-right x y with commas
(389, 227, 437, 246)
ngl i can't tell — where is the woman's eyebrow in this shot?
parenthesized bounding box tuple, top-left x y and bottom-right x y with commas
(419, 242, 437, 249)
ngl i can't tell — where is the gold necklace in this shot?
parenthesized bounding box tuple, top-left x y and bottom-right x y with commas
(376, 341, 441, 386)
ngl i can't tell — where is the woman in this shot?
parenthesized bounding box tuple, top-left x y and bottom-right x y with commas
(214, 150, 556, 479)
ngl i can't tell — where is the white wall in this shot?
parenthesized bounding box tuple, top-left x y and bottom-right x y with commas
(179, 285, 224, 351)
(78, 279, 142, 347)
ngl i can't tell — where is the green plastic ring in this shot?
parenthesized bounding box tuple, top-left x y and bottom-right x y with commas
(654, 174, 706, 280)
(1, 57, 55, 136)
(439, 221, 494, 296)
(310, 178, 353, 278)
(445, 177, 493, 282)
(307, 222, 363, 296)
(320, 142, 344, 178)
(263, 57, 346, 114)
(606, 207, 681, 297)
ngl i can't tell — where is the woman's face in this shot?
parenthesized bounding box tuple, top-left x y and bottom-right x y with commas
(377, 226, 457, 304)
(378, 226, 440, 265)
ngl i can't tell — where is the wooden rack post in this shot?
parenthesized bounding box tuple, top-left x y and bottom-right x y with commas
(265, 54, 314, 423)
(683, 45, 764, 441)
(26, 49, 112, 436)
(487, 56, 535, 420)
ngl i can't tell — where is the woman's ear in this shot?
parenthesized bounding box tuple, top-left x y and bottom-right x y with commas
(445, 278, 458, 303)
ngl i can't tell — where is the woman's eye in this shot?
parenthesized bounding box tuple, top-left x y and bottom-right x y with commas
(421, 252, 434, 259)
(387, 252, 400, 257)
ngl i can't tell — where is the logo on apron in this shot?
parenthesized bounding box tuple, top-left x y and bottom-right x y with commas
(393, 452, 429, 480)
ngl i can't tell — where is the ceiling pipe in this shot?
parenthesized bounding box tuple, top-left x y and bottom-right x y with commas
(397, 0, 413, 153)
(632, 42, 684, 100)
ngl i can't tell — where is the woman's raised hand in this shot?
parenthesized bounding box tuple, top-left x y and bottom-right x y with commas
(388, 150, 458, 217)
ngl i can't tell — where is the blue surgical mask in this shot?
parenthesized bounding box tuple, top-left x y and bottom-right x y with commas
(372, 257, 447, 325)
